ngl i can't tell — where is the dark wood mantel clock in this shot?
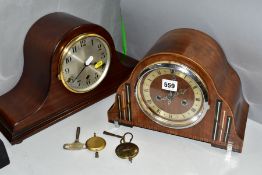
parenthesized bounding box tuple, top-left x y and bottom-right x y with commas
(108, 28, 249, 152)
(0, 12, 137, 144)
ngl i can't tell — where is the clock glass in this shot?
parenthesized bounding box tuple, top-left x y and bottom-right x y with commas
(135, 61, 209, 129)
(59, 33, 111, 93)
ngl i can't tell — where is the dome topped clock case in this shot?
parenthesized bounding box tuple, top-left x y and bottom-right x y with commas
(0, 12, 137, 144)
(108, 28, 249, 152)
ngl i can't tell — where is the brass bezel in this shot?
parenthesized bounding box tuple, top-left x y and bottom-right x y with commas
(135, 61, 209, 129)
(59, 33, 111, 93)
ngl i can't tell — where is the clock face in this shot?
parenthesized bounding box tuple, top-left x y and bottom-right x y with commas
(59, 33, 111, 93)
(135, 62, 209, 129)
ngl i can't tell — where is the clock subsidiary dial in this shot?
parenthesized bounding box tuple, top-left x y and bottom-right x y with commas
(59, 34, 111, 93)
(135, 62, 209, 129)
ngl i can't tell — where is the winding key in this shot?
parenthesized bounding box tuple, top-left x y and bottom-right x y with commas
(63, 127, 85, 150)
(103, 131, 139, 163)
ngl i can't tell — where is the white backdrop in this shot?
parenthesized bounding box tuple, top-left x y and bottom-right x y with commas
(120, 0, 262, 123)
(0, 0, 261, 124)
(0, 0, 121, 95)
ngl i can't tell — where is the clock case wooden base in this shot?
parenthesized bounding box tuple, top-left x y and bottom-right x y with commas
(0, 12, 137, 144)
(108, 28, 249, 153)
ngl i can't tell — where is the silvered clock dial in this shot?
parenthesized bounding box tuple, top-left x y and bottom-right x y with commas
(59, 34, 111, 93)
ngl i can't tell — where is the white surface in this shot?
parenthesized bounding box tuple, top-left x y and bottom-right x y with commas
(0, 0, 121, 95)
(120, 0, 262, 124)
(1, 95, 261, 175)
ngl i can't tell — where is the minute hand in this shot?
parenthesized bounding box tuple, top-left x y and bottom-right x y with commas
(73, 56, 94, 82)
(178, 88, 189, 95)
(73, 65, 86, 83)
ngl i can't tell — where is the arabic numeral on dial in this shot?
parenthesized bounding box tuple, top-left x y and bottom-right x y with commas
(86, 80, 91, 85)
(77, 80, 81, 86)
(101, 52, 106, 58)
(65, 57, 72, 64)
(94, 73, 99, 79)
(97, 43, 102, 50)
(101, 64, 105, 70)
(72, 46, 77, 53)
(80, 39, 86, 47)
(65, 68, 70, 74)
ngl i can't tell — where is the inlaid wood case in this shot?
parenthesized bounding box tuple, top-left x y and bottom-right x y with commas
(108, 28, 249, 152)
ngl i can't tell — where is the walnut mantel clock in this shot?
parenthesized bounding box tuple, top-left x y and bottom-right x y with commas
(108, 28, 249, 152)
(0, 12, 137, 144)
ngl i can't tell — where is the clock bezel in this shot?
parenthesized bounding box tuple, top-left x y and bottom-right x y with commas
(107, 28, 249, 152)
(59, 33, 111, 93)
(135, 61, 210, 129)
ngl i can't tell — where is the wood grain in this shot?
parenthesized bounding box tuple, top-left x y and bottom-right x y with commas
(108, 28, 249, 152)
(0, 12, 137, 144)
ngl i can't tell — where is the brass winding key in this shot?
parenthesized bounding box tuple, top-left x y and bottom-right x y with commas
(63, 127, 85, 150)
(103, 131, 139, 163)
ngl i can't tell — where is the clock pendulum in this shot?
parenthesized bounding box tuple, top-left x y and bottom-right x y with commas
(86, 133, 106, 158)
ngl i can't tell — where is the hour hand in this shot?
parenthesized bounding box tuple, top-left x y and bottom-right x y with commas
(178, 88, 189, 95)
(156, 95, 168, 101)
(72, 56, 94, 83)
(85, 56, 94, 66)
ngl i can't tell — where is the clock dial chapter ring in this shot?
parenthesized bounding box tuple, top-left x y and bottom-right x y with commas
(135, 62, 209, 129)
(59, 33, 111, 93)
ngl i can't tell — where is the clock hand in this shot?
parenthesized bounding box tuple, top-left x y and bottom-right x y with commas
(165, 90, 182, 105)
(156, 91, 177, 103)
(73, 56, 94, 82)
(156, 94, 173, 106)
(166, 88, 190, 105)
(167, 91, 176, 105)
(156, 88, 184, 105)
(156, 95, 168, 101)
(73, 66, 85, 83)
(94, 60, 104, 69)
(167, 91, 178, 99)
(178, 88, 189, 95)
(164, 88, 189, 105)
(85, 56, 94, 66)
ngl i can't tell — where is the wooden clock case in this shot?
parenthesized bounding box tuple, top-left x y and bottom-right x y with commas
(0, 12, 137, 144)
(108, 28, 249, 152)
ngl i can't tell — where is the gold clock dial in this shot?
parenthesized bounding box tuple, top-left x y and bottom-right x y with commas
(59, 33, 111, 93)
(135, 62, 209, 129)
